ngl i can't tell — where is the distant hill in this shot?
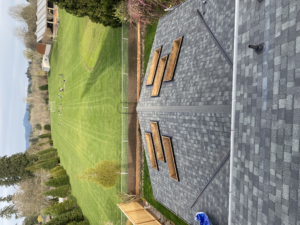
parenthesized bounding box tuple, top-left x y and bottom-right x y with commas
(23, 103, 32, 149)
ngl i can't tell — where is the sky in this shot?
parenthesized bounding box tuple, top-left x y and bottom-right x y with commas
(0, 0, 31, 224)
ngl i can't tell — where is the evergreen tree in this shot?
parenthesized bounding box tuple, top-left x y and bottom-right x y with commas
(29, 138, 39, 145)
(23, 215, 39, 225)
(36, 157, 60, 170)
(53, 0, 121, 27)
(44, 124, 51, 131)
(41, 185, 70, 198)
(42, 199, 77, 216)
(50, 166, 63, 173)
(0, 178, 21, 187)
(49, 169, 67, 178)
(0, 153, 37, 186)
(67, 221, 89, 225)
(45, 209, 83, 225)
(44, 175, 69, 188)
(38, 133, 52, 138)
(0, 205, 18, 219)
(0, 195, 13, 203)
(38, 151, 58, 160)
(36, 148, 57, 156)
(39, 84, 48, 90)
(26, 157, 60, 172)
(37, 140, 53, 146)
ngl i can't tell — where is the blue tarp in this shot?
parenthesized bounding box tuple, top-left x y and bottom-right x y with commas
(195, 212, 211, 225)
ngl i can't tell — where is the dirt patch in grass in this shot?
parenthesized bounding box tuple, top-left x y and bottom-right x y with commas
(127, 25, 138, 194)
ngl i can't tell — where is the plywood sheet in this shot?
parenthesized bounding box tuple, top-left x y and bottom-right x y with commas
(126, 210, 156, 224)
(162, 136, 179, 181)
(118, 202, 144, 213)
(151, 55, 168, 97)
(164, 37, 183, 82)
(150, 122, 165, 162)
(145, 132, 158, 170)
(146, 47, 162, 85)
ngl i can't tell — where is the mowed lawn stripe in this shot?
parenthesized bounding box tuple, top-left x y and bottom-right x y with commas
(49, 9, 125, 225)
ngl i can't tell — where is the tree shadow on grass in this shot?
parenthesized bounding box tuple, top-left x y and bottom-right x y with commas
(69, 194, 91, 224)
(80, 29, 121, 99)
(103, 193, 121, 225)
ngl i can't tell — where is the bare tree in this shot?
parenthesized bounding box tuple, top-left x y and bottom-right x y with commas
(13, 25, 28, 42)
(8, 4, 27, 22)
(42, 28, 53, 44)
(12, 170, 56, 217)
(9, 0, 37, 50)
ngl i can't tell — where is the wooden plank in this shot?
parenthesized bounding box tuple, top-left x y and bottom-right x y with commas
(126, 210, 156, 224)
(145, 132, 158, 170)
(137, 221, 162, 225)
(136, 21, 141, 195)
(118, 202, 144, 213)
(163, 37, 183, 82)
(151, 55, 169, 97)
(146, 47, 162, 85)
(162, 136, 179, 181)
(150, 122, 165, 162)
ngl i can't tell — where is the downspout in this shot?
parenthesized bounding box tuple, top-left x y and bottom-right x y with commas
(228, 0, 239, 224)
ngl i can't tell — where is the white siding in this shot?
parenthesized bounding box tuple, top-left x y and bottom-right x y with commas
(37, 0, 47, 15)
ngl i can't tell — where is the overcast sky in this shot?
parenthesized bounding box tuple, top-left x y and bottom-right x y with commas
(0, 0, 30, 224)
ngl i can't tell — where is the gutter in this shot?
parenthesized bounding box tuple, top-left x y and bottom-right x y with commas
(228, 0, 239, 224)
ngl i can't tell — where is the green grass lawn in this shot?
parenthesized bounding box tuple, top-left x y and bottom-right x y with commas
(143, 23, 188, 225)
(48, 9, 128, 225)
(143, 22, 158, 75)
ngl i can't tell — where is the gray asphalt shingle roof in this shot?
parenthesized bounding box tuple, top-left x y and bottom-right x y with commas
(137, 0, 234, 224)
(232, 0, 300, 224)
(138, 0, 300, 224)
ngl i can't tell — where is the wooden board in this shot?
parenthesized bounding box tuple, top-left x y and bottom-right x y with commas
(162, 136, 179, 181)
(145, 132, 158, 170)
(151, 55, 169, 97)
(118, 201, 144, 213)
(150, 122, 165, 162)
(163, 37, 183, 82)
(138, 220, 162, 225)
(146, 47, 162, 85)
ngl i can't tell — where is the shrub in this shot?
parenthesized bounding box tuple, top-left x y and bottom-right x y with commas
(39, 84, 48, 90)
(77, 160, 123, 189)
(36, 148, 57, 156)
(53, 0, 122, 27)
(41, 185, 70, 198)
(49, 169, 67, 178)
(44, 175, 69, 188)
(29, 138, 39, 145)
(44, 209, 83, 225)
(44, 124, 51, 131)
(50, 166, 64, 173)
(42, 199, 77, 216)
(67, 221, 89, 225)
(35, 124, 42, 130)
(38, 133, 52, 139)
(38, 152, 58, 160)
(114, 0, 173, 28)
